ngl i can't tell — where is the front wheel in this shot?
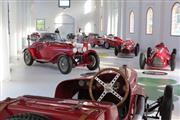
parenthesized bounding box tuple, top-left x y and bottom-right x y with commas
(57, 55, 72, 74)
(24, 50, 34, 66)
(170, 53, 176, 71)
(147, 47, 152, 58)
(139, 53, 146, 69)
(114, 46, 119, 56)
(87, 53, 100, 70)
(104, 42, 110, 49)
(160, 85, 173, 120)
(134, 43, 140, 56)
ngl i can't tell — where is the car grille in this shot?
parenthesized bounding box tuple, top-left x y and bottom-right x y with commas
(153, 57, 163, 67)
(74, 55, 83, 63)
(122, 49, 129, 53)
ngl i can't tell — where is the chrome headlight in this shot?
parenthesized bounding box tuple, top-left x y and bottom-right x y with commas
(82, 47, 87, 52)
(73, 48, 78, 53)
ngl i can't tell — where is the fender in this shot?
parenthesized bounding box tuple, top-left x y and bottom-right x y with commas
(23, 48, 36, 60)
(84, 50, 97, 56)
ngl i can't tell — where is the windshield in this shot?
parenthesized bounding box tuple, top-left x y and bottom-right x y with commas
(38, 33, 63, 42)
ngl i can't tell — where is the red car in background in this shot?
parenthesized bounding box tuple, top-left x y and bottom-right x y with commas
(24, 33, 100, 74)
(114, 40, 140, 56)
(0, 66, 173, 120)
(88, 34, 124, 49)
(139, 42, 176, 71)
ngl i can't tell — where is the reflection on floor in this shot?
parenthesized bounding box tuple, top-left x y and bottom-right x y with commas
(1, 47, 180, 119)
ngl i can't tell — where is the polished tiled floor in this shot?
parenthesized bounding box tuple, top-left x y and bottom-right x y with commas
(1, 46, 180, 119)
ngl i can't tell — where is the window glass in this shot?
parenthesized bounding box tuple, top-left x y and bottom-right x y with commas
(130, 11, 135, 33)
(171, 3, 180, 36)
(146, 8, 153, 34)
(36, 19, 45, 31)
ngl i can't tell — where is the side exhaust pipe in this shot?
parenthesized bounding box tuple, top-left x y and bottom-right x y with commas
(133, 95, 145, 120)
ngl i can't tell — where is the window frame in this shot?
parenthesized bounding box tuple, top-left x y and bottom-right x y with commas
(170, 2, 180, 36)
(129, 10, 135, 34)
(146, 7, 153, 35)
(36, 19, 45, 31)
(58, 0, 71, 8)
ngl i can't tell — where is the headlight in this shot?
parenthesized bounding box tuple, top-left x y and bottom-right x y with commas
(73, 48, 78, 53)
(72, 42, 76, 47)
(82, 47, 87, 52)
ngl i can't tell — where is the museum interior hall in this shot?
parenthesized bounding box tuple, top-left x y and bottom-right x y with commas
(0, 0, 180, 120)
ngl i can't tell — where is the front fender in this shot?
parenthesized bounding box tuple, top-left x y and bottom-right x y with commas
(84, 49, 97, 56)
(23, 48, 36, 60)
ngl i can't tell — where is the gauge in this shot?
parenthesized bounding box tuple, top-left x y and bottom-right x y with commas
(78, 80, 85, 87)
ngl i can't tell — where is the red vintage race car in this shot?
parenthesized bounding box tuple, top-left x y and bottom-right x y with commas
(88, 34, 124, 49)
(139, 42, 176, 71)
(0, 66, 173, 120)
(24, 33, 100, 74)
(114, 40, 140, 56)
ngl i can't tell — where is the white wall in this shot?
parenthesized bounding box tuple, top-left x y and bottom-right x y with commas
(98, 0, 180, 58)
(30, 0, 97, 35)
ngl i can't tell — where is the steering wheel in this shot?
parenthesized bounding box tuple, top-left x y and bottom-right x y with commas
(89, 68, 129, 107)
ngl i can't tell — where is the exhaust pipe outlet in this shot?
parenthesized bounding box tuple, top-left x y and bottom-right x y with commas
(133, 95, 145, 120)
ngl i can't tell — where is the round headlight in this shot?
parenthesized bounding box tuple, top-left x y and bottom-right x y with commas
(82, 47, 87, 52)
(77, 48, 82, 53)
(73, 48, 78, 53)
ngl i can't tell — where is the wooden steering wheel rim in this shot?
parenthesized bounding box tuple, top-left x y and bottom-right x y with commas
(89, 68, 129, 107)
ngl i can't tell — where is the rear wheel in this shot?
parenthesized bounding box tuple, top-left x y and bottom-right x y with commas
(104, 42, 110, 49)
(90, 43, 95, 48)
(147, 47, 152, 58)
(87, 53, 100, 70)
(134, 43, 140, 56)
(170, 53, 176, 71)
(6, 112, 49, 120)
(160, 85, 173, 120)
(24, 50, 34, 66)
(57, 55, 72, 74)
(139, 53, 146, 69)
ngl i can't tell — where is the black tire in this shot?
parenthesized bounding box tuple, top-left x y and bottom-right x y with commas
(139, 53, 146, 69)
(134, 43, 140, 56)
(6, 112, 50, 120)
(104, 42, 110, 49)
(90, 43, 95, 48)
(172, 48, 176, 55)
(170, 53, 176, 71)
(160, 85, 173, 120)
(87, 53, 100, 70)
(147, 47, 152, 58)
(24, 50, 34, 66)
(114, 46, 119, 56)
(57, 55, 72, 74)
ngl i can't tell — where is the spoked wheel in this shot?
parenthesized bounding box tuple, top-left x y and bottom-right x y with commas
(170, 53, 176, 71)
(104, 42, 110, 49)
(87, 53, 100, 70)
(89, 68, 129, 107)
(90, 43, 95, 48)
(6, 112, 50, 120)
(147, 47, 152, 58)
(139, 53, 146, 69)
(57, 55, 72, 74)
(160, 85, 173, 120)
(24, 50, 34, 66)
(134, 43, 140, 56)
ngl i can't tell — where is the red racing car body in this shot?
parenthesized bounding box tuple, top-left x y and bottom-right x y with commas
(139, 42, 176, 71)
(24, 33, 100, 74)
(0, 66, 173, 120)
(88, 34, 124, 49)
(114, 40, 139, 56)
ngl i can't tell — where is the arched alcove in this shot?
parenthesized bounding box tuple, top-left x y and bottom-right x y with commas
(54, 13, 75, 39)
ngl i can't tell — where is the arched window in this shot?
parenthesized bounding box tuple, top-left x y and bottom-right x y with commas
(146, 8, 153, 34)
(129, 11, 135, 33)
(171, 3, 180, 36)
